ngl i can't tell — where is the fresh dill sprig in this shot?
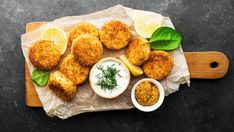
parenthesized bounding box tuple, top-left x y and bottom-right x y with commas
(96, 64, 122, 91)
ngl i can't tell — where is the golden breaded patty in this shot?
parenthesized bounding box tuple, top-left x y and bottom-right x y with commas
(100, 20, 131, 50)
(60, 54, 90, 85)
(72, 34, 103, 66)
(143, 51, 173, 80)
(29, 40, 61, 70)
(125, 36, 151, 66)
(68, 22, 99, 48)
(48, 71, 77, 102)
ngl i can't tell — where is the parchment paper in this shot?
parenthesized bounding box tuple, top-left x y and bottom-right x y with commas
(21, 5, 190, 119)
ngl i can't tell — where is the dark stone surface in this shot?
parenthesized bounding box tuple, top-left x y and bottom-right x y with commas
(0, 0, 233, 132)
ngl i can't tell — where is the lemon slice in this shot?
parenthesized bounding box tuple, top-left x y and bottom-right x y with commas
(119, 55, 143, 76)
(40, 26, 68, 54)
(134, 15, 162, 38)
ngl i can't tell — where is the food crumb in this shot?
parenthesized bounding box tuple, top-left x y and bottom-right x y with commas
(135, 81, 159, 106)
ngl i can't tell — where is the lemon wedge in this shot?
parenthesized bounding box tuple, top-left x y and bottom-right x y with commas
(40, 26, 68, 54)
(134, 15, 162, 38)
(119, 55, 143, 76)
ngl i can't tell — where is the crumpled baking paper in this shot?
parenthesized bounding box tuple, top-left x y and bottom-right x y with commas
(21, 4, 190, 119)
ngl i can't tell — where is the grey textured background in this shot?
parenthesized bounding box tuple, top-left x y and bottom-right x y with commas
(0, 0, 233, 132)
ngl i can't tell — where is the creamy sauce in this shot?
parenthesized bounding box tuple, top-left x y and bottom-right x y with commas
(90, 59, 130, 98)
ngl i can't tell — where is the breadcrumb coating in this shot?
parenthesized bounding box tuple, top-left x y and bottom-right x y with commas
(143, 51, 173, 80)
(60, 54, 90, 85)
(29, 40, 61, 70)
(72, 34, 103, 66)
(68, 22, 99, 48)
(48, 71, 77, 102)
(125, 36, 150, 66)
(100, 20, 131, 50)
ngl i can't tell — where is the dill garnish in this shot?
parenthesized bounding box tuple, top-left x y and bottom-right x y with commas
(96, 64, 121, 91)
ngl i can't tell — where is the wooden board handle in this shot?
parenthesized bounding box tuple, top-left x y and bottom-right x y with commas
(184, 52, 229, 79)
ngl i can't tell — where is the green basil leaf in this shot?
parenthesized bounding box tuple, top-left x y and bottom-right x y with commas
(31, 69, 49, 87)
(149, 27, 182, 50)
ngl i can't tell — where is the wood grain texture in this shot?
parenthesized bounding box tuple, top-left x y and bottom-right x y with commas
(185, 52, 229, 79)
(24, 22, 229, 107)
(25, 22, 46, 107)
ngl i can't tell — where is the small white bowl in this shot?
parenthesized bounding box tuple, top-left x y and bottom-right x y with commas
(89, 57, 130, 99)
(131, 78, 165, 112)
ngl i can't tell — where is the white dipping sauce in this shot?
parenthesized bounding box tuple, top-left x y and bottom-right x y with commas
(89, 57, 130, 99)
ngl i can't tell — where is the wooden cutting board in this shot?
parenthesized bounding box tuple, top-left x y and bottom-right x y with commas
(24, 22, 229, 107)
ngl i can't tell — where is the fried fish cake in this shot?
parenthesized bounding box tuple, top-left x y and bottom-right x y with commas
(48, 71, 77, 102)
(29, 40, 61, 70)
(143, 51, 173, 80)
(68, 22, 99, 48)
(125, 36, 151, 66)
(100, 20, 131, 50)
(72, 34, 103, 66)
(60, 54, 90, 85)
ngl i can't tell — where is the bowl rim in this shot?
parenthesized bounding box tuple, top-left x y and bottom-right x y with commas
(89, 57, 130, 99)
(131, 78, 165, 112)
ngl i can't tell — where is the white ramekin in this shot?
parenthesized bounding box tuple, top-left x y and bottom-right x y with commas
(131, 78, 165, 112)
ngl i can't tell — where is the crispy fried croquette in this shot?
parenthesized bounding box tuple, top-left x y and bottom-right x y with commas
(100, 20, 131, 50)
(48, 71, 77, 102)
(68, 22, 99, 48)
(29, 40, 61, 70)
(72, 34, 103, 66)
(143, 51, 173, 80)
(125, 36, 151, 66)
(60, 54, 90, 85)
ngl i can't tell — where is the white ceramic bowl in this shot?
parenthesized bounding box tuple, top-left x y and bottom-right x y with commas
(89, 57, 130, 99)
(131, 78, 165, 112)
